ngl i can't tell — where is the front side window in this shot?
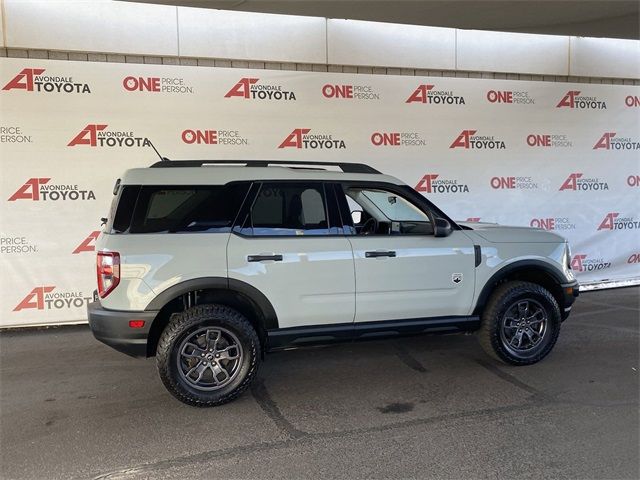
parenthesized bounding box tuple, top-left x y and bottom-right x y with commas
(343, 186, 433, 236)
(240, 183, 338, 236)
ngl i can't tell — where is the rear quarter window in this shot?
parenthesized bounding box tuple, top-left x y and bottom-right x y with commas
(110, 183, 250, 234)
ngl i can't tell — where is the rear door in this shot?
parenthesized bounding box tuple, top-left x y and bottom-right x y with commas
(227, 182, 355, 329)
(336, 183, 476, 322)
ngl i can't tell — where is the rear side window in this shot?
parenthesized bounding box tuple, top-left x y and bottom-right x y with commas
(110, 185, 140, 233)
(238, 183, 339, 236)
(111, 183, 249, 234)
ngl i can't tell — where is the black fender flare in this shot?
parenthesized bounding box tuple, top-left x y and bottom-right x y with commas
(473, 259, 567, 315)
(145, 276, 279, 330)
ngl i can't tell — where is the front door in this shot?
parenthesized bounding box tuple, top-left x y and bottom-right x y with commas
(337, 184, 476, 323)
(227, 182, 355, 329)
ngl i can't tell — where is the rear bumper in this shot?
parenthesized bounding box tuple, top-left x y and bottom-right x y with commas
(560, 280, 580, 320)
(87, 301, 158, 357)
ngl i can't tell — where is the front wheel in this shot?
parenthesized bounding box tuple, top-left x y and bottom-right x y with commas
(156, 304, 261, 407)
(478, 281, 561, 365)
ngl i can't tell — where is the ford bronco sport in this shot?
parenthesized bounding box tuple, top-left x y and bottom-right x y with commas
(88, 160, 579, 407)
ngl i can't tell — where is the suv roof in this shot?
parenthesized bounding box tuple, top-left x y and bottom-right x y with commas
(121, 160, 404, 186)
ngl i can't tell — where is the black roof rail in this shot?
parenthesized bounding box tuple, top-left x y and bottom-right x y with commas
(149, 160, 381, 174)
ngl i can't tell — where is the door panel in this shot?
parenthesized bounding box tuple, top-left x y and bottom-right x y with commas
(227, 235, 355, 328)
(348, 232, 476, 322)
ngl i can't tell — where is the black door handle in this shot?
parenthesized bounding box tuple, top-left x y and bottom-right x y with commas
(365, 250, 396, 258)
(247, 254, 283, 262)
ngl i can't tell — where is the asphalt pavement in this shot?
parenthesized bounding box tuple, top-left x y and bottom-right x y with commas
(1, 287, 638, 480)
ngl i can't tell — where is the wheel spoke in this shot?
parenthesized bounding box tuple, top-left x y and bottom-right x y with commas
(510, 331, 523, 348)
(211, 362, 230, 384)
(181, 342, 207, 359)
(217, 345, 240, 361)
(186, 362, 207, 384)
(517, 301, 529, 317)
(205, 329, 221, 350)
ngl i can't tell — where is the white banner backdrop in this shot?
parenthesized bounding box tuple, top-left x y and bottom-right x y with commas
(1, 58, 638, 327)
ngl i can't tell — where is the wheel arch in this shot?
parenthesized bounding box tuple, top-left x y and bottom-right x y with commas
(145, 277, 278, 357)
(473, 260, 567, 316)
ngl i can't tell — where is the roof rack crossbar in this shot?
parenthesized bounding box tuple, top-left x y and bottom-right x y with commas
(149, 160, 380, 174)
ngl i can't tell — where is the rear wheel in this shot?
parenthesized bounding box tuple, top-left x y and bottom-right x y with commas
(478, 281, 561, 365)
(156, 304, 260, 407)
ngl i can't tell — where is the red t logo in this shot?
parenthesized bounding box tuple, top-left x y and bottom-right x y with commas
(13, 286, 55, 311)
(72, 231, 100, 254)
(406, 84, 435, 103)
(598, 212, 619, 230)
(415, 174, 439, 192)
(224, 78, 259, 98)
(8, 178, 51, 201)
(67, 124, 108, 147)
(278, 128, 311, 148)
(556, 91, 581, 108)
(450, 130, 477, 149)
(2, 68, 46, 91)
(593, 133, 616, 150)
(559, 173, 582, 191)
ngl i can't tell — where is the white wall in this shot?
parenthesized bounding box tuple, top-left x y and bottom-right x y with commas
(2, 0, 639, 79)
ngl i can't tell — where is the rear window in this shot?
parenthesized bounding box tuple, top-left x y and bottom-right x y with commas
(110, 183, 250, 234)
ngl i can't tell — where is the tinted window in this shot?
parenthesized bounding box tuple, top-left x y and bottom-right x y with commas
(126, 183, 249, 234)
(110, 185, 140, 233)
(241, 183, 338, 236)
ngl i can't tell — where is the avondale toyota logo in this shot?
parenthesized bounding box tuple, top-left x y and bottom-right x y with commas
(571, 254, 611, 272)
(450, 130, 506, 149)
(67, 124, 150, 148)
(2, 68, 91, 93)
(278, 129, 346, 149)
(406, 84, 465, 104)
(598, 212, 640, 231)
(593, 132, 640, 150)
(559, 173, 609, 191)
(224, 78, 296, 101)
(8, 178, 96, 201)
(72, 231, 100, 254)
(13, 286, 91, 312)
(415, 174, 470, 193)
(556, 91, 606, 109)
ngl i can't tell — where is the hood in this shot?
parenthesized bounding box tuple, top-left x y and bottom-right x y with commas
(457, 221, 566, 243)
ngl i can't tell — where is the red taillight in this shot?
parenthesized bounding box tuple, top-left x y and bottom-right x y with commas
(129, 320, 145, 329)
(97, 251, 120, 298)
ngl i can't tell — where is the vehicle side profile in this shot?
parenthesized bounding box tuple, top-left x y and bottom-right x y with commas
(88, 160, 579, 406)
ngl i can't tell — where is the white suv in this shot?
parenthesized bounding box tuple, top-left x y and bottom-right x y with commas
(88, 160, 579, 407)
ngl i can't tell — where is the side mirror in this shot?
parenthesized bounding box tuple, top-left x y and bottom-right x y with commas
(434, 217, 453, 237)
(351, 210, 363, 224)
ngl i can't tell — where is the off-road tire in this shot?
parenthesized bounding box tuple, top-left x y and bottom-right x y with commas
(478, 281, 561, 365)
(156, 304, 261, 407)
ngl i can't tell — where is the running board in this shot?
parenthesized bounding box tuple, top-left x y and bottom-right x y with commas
(267, 316, 480, 351)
